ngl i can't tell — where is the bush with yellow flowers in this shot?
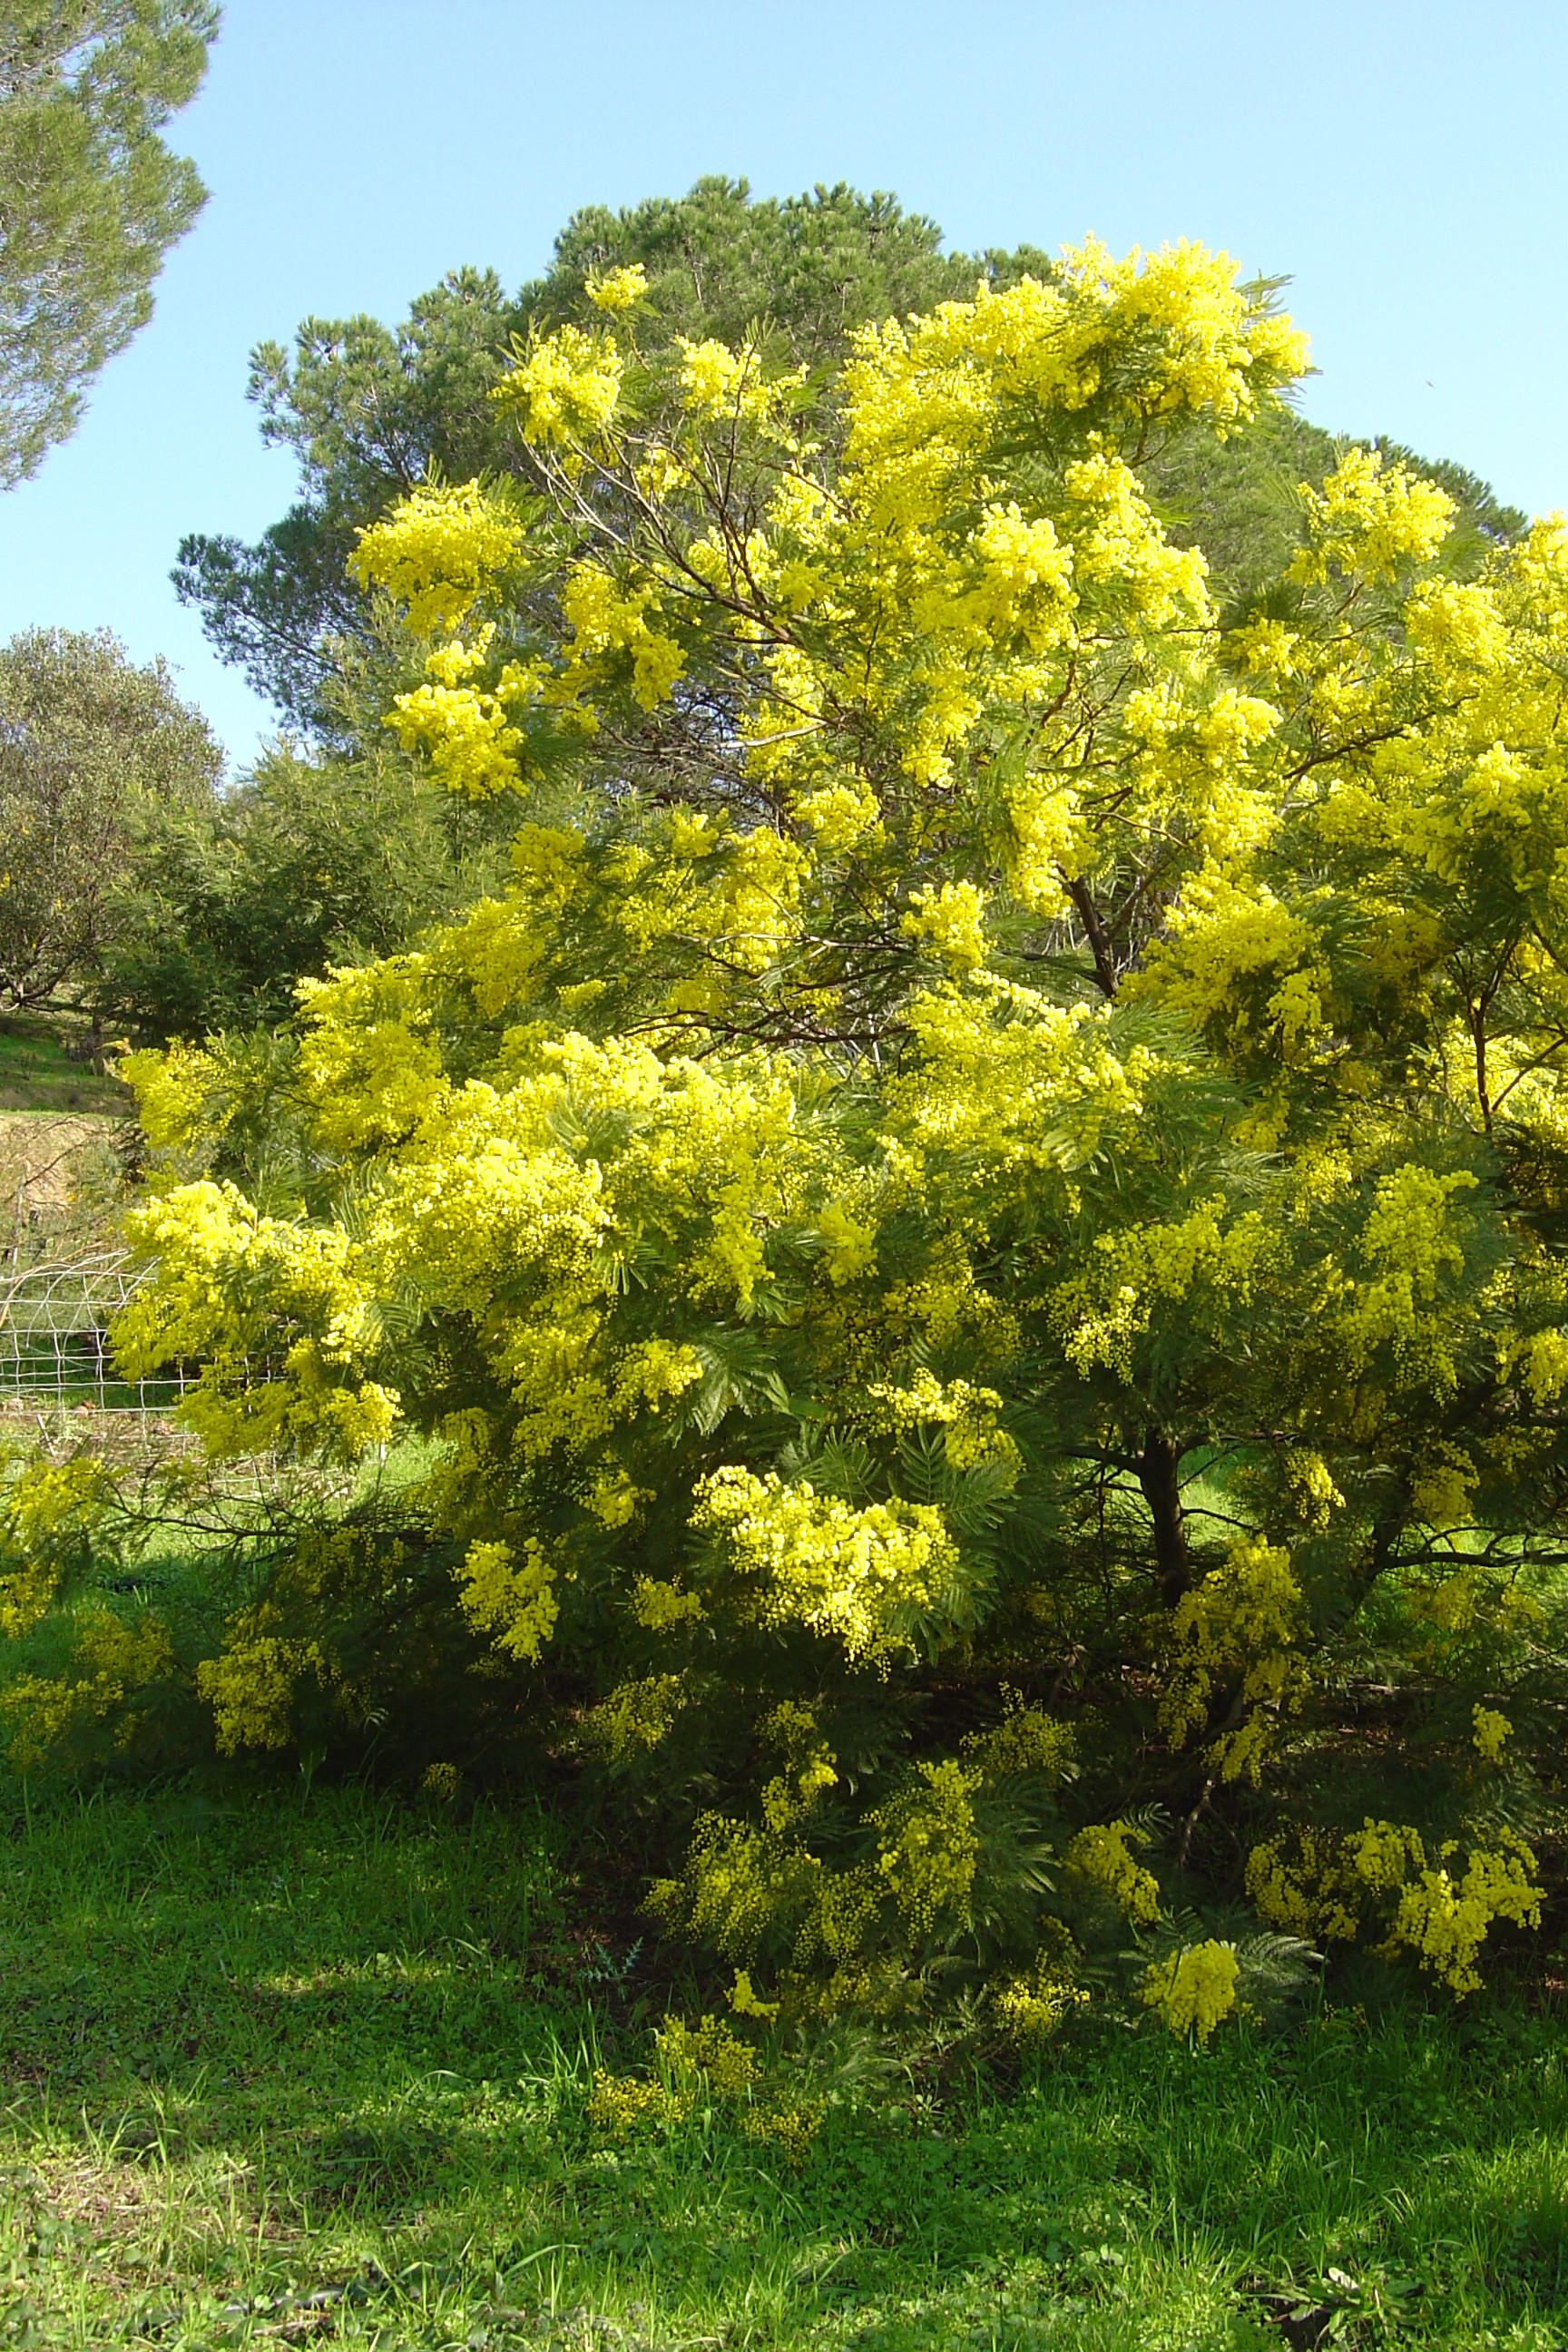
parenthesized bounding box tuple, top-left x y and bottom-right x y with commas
(588, 2008, 826, 2164)
(18, 235, 1568, 2024)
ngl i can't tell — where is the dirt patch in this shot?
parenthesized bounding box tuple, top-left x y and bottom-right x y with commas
(35, 2151, 156, 2231)
(0, 1112, 117, 1226)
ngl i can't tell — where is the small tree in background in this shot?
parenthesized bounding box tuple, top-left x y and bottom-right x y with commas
(0, 625, 220, 1008)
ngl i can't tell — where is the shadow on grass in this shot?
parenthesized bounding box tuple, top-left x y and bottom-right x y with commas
(1, 1781, 1566, 2347)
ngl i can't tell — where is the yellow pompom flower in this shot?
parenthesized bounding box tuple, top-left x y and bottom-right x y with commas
(1289, 446, 1453, 584)
(694, 1465, 958, 1665)
(587, 263, 647, 313)
(1063, 1819, 1161, 1924)
(1141, 1940, 1240, 2042)
(495, 323, 623, 447)
(455, 1536, 558, 1662)
(1472, 1704, 1513, 1765)
(350, 480, 521, 633)
(901, 880, 991, 974)
(872, 1757, 981, 1934)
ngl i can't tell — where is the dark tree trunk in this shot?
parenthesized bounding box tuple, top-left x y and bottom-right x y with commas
(1138, 1425, 1191, 1605)
(1064, 875, 1119, 1001)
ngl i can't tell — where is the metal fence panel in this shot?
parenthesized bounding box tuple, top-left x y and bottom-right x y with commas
(0, 1251, 189, 1417)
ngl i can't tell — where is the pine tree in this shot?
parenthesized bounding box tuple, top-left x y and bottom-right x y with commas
(0, 1, 217, 486)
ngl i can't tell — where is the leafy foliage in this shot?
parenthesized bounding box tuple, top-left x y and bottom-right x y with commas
(98, 740, 513, 1044)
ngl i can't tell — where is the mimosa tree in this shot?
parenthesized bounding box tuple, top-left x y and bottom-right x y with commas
(26, 240, 1568, 2025)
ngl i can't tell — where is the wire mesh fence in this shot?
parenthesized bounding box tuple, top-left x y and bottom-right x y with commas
(0, 1250, 190, 1428)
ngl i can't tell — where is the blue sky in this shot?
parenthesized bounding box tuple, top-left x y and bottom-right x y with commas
(4, 0, 1566, 773)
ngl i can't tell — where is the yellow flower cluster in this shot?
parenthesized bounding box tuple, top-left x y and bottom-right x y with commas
(742, 2099, 825, 2167)
(675, 336, 803, 424)
(119, 1178, 398, 1463)
(967, 501, 1075, 652)
(295, 956, 447, 1148)
(900, 880, 991, 974)
(1055, 1197, 1273, 1384)
(1344, 1165, 1480, 1396)
(1063, 1819, 1161, 1925)
(0, 1456, 106, 1636)
(995, 1968, 1088, 2039)
(651, 1813, 812, 1961)
(122, 1037, 212, 1152)
(795, 1846, 885, 1968)
(658, 2011, 760, 2098)
(871, 1757, 981, 1933)
(1409, 1442, 1480, 1533)
(650, 1802, 904, 2023)
(494, 323, 623, 447)
(557, 564, 685, 712)
(1289, 446, 1453, 585)
(759, 1701, 838, 1830)
(816, 1199, 877, 1286)
(1386, 1833, 1541, 1995)
(1503, 1326, 1568, 1408)
(1247, 1819, 1543, 1994)
(631, 1575, 704, 1630)
(994, 1920, 1089, 2039)
(1140, 1940, 1240, 2042)
(1, 1608, 172, 1769)
(859, 1369, 1018, 1472)
(728, 1969, 779, 2021)
(1158, 1538, 1310, 1784)
(334, 237, 1315, 1011)
(387, 628, 543, 798)
(1141, 867, 1328, 1063)
(1282, 1449, 1345, 1532)
(843, 243, 1304, 507)
(1472, 1704, 1513, 1764)
(585, 2009, 821, 2161)
(1245, 1825, 1350, 1940)
(694, 1465, 958, 1664)
(586, 263, 647, 313)
(894, 982, 1144, 1179)
(963, 1687, 1075, 1783)
(232, 1023, 838, 1531)
(197, 1629, 326, 1752)
(587, 2069, 690, 2134)
(1063, 449, 1210, 626)
(350, 480, 522, 633)
(589, 1672, 688, 1760)
(456, 1536, 559, 1663)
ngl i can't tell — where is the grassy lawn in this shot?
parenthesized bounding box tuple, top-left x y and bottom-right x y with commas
(0, 1783, 1563, 2348)
(0, 1014, 130, 1119)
